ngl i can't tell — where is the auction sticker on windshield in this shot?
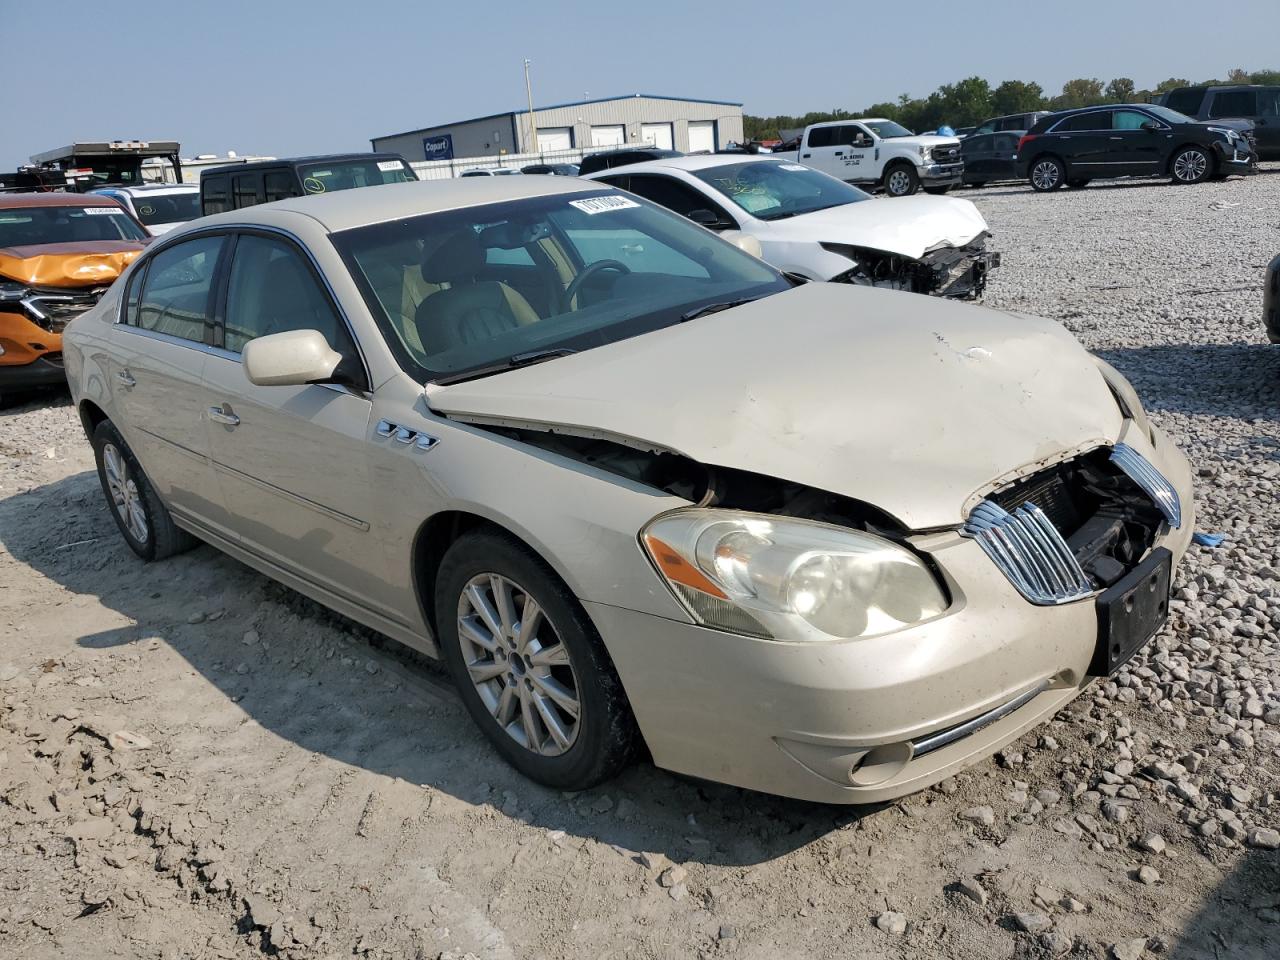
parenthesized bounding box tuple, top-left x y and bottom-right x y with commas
(377, 160, 403, 172)
(84, 207, 128, 216)
(569, 196, 642, 215)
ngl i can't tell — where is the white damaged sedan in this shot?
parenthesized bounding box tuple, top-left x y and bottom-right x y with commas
(584, 154, 999, 298)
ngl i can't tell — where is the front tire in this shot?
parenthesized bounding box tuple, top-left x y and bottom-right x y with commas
(1029, 156, 1066, 191)
(92, 420, 196, 561)
(1170, 145, 1212, 184)
(883, 164, 920, 197)
(435, 530, 638, 790)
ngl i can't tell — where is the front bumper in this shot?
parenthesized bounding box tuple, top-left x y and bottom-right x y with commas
(919, 162, 963, 186)
(925, 242, 1000, 299)
(1212, 139, 1257, 174)
(592, 425, 1194, 804)
(0, 309, 65, 391)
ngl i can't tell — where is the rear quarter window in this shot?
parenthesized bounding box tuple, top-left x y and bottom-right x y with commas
(202, 175, 229, 215)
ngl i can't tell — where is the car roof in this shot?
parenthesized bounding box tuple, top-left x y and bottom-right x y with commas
(0, 192, 124, 210)
(585, 154, 778, 176)
(195, 176, 608, 232)
(201, 153, 405, 176)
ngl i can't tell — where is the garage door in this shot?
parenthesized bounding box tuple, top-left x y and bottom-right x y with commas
(687, 120, 716, 153)
(591, 125, 625, 147)
(641, 123, 674, 150)
(537, 127, 573, 152)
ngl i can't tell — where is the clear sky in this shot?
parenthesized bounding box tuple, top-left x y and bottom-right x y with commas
(4, 0, 1277, 168)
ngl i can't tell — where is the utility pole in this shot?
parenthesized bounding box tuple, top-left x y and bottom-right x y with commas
(524, 58, 537, 155)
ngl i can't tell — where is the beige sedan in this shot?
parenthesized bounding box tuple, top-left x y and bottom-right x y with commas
(63, 178, 1194, 803)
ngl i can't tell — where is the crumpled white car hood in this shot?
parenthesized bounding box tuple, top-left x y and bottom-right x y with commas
(427, 283, 1121, 530)
(763, 195, 990, 260)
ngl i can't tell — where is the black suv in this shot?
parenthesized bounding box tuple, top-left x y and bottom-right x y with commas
(577, 148, 683, 176)
(1017, 104, 1256, 191)
(200, 153, 415, 216)
(1159, 85, 1279, 160)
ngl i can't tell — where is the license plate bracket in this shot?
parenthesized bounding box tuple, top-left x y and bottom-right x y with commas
(1090, 547, 1172, 676)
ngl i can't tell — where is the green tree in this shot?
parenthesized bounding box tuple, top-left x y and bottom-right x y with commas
(931, 76, 993, 126)
(1105, 77, 1136, 102)
(1154, 77, 1191, 93)
(1053, 78, 1106, 110)
(1227, 67, 1251, 83)
(990, 80, 1046, 115)
(1250, 69, 1280, 84)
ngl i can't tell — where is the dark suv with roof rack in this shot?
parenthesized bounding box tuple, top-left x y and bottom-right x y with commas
(1158, 85, 1279, 160)
(1016, 104, 1256, 191)
(199, 153, 416, 216)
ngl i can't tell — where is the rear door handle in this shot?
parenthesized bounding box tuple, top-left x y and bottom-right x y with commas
(207, 406, 240, 427)
(116, 370, 136, 388)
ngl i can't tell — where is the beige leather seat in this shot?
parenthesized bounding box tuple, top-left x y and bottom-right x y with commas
(415, 230, 539, 354)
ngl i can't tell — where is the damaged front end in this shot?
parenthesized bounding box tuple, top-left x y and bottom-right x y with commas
(823, 235, 1001, 299)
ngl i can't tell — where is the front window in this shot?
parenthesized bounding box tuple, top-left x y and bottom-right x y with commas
(0, 204, 149, 246)
(333, 191, 787, 382)
(131, 192, 200, 226)
(691, 160, 871, 221)
(863, 120, 914, 139)
(68, 157, 145, 186)
(297, 158, 416, 195)
(1143, 105, 1193, 126)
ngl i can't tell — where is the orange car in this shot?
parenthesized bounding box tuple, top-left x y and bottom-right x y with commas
(0, 193, 149, 399)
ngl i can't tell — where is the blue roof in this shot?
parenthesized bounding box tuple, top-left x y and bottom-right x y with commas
(372, 93, 744, 143)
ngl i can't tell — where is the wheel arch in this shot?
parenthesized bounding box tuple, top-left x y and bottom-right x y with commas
(78, 398, 110, 442)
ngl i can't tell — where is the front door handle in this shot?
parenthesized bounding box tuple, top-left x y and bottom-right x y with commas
(207, 406, 240, 427)
(116, 370, 136, 388)
(801, 153, 810, 158)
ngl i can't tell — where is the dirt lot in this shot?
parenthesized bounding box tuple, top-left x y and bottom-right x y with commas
(2, 169, 1279, 960)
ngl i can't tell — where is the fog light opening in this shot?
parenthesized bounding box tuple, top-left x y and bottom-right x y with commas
(847, 741, 913, 787)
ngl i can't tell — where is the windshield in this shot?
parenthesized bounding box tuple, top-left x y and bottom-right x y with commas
(130, 192, 200, 226)
(0, 204, 148, 247)
(70, 156, 146, 186)
(333, 191, 788, 382)
(1143, 105, 1194, 125)
(691, 160, 871, 221)
(864, 120, 914, 139)
(296, 158, 416, 195)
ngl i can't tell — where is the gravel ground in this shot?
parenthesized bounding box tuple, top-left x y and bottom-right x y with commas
(1, 168, 1278, 960)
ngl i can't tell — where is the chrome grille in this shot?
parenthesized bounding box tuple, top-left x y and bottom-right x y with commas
(963, 500, 1093, 605)
(931, 145, 960, 163)
(19, 287, 108, 333)
(1110, 443, 1182, 529)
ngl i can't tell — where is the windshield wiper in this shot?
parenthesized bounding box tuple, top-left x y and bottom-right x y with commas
(430, 348, 576, 386)
(680, 297, 763, 322)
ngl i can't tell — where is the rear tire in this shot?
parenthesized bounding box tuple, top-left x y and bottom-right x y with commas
(1066, 178, 1091, 189)
(923, 185, 952, 195)
(92, 420, 197, 561)
(434, 530, 638, 791)
(1029, 156, 1066, 191)
(1170, 145, 1212, 184)
(883, 164, 920, 197)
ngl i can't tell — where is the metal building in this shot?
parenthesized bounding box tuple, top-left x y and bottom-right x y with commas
(370, 93, 744, 162)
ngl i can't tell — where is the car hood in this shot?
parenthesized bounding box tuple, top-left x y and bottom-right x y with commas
(892, 135, 961, 149)
(426, 283, 1122, 530)
(763, 196, 989, 259)
(1194, 118, 1253, 134)
(0, 240, 146, 287)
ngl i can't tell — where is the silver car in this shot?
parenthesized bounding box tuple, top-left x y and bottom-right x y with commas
(62, 178, 1194, 803)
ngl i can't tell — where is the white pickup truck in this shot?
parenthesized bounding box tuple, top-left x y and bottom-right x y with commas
(774, 119, 964, 197)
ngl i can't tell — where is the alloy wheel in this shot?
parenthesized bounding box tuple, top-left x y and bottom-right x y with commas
(1173, 149, 1207, 182)
(1032, 160, 1061, 190)
(456, 573, 581, 756)
(103, 442, 149, 544)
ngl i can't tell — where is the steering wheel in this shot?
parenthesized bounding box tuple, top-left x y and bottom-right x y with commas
(562, 259, 631, 311)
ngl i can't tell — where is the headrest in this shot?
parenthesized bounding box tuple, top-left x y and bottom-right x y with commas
(422, 230, 484, 284)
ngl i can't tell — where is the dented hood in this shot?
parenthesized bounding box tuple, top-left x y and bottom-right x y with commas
(764, 195, 989, 260)
(427, 283, 1122, 530)
(0, 241, 146, 287)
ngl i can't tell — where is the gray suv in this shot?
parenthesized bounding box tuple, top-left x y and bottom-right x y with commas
(1159, 85, 1279, 160)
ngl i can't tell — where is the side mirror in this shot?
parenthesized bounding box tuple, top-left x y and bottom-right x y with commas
(1140, 121, 1160, 132)
(242, 329, 343, 387)
(720, 230, 764, 259)
(687, 208, 729, 230)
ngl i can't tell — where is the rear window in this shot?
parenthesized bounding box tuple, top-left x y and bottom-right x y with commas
(296, 158, 416, 195)
(0, 204, 148, 246)
(1163, 88, 1206, 116)
(132, 192, 200, 226)
(202, 175, 229, 214)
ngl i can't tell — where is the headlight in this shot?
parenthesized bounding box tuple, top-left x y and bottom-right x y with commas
(0, 282, 29, 303)
(1094, 357, 1154, 443)
(641, 509, 947, 642)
